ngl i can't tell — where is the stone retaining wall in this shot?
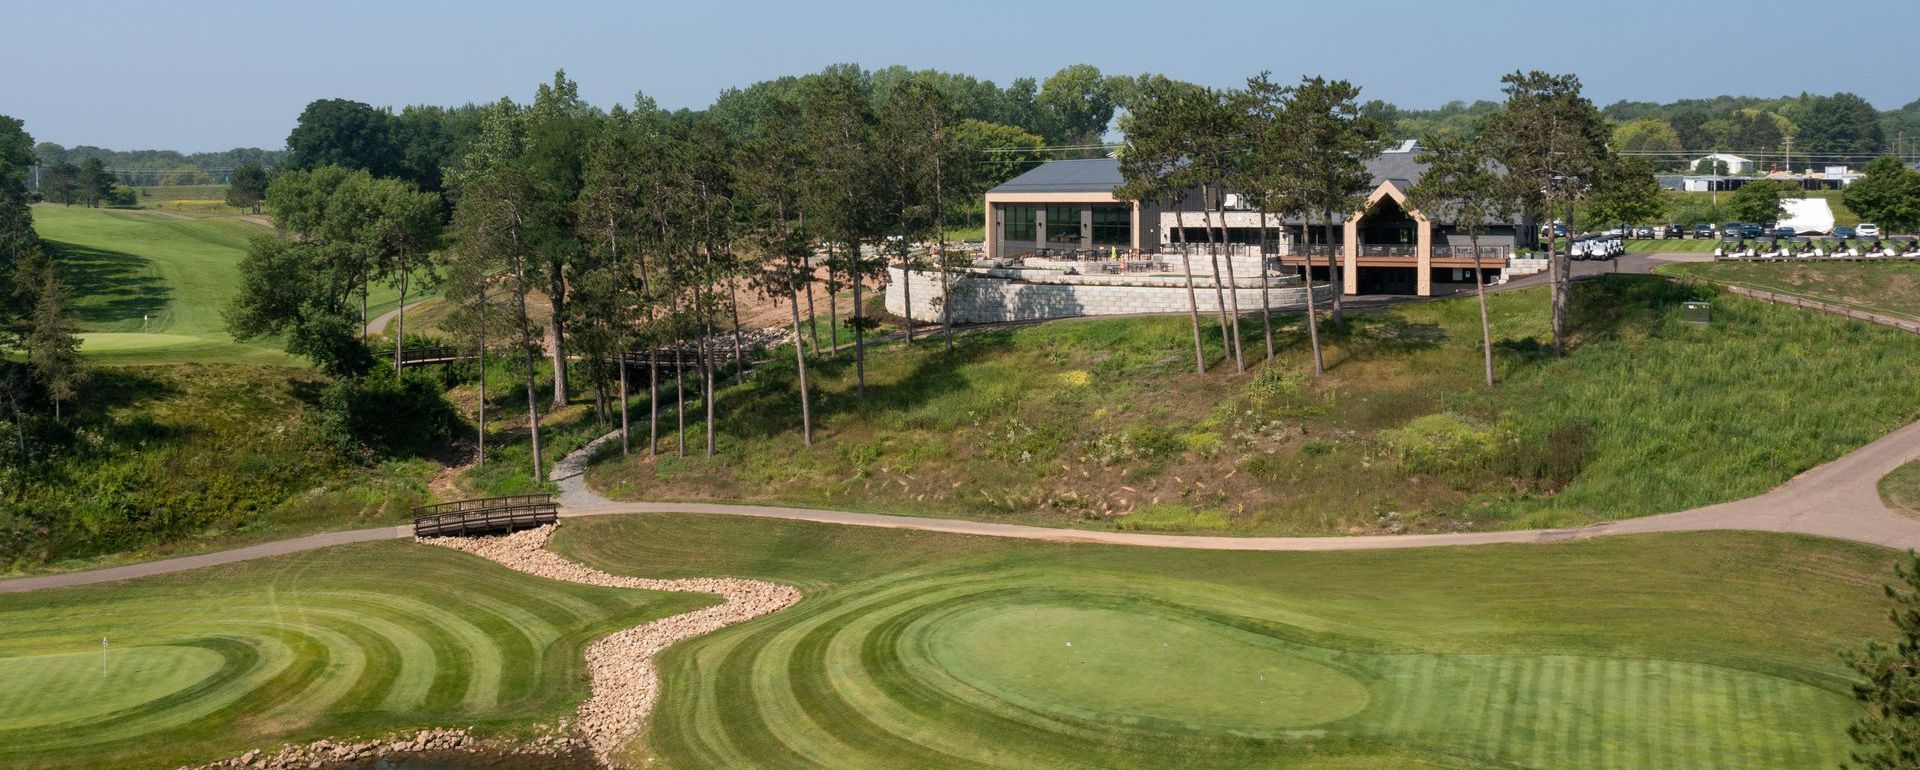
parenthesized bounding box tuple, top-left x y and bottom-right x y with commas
(884, 267, 1332, 324)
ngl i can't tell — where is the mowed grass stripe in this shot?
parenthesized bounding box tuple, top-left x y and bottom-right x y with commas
(650, 571, 1862, 769)
(0, 542, 705, 770)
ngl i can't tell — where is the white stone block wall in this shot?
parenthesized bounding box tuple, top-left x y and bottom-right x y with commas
(883, 267, 1333, 324)
(1506, 257, 1549, 277)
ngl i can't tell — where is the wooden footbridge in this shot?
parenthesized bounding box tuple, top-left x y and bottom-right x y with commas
(412, 494, 558, 537)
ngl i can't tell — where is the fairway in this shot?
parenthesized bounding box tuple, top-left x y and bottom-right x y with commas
(550, 513, 1890, 769)
(33, 204, 409, 365)
(0, 540, 710, 770)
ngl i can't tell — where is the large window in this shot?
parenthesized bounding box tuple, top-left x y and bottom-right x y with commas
(1003, 205, 1036, 242)
(1047, 205, 1081, 244)
(1091, 205, 1130, 246)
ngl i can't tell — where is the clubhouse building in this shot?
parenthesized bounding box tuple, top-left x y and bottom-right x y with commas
(980, 141, 1533, 297)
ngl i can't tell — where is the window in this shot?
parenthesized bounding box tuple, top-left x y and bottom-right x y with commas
(1003, 206, 1036, 242)
(1091, 205, 1130, 246)
(1047, 205, 1081, 244)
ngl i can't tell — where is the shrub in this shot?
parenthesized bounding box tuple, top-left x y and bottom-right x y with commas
(1381, 413, 1503, 478)
(316, 373, 461, 462)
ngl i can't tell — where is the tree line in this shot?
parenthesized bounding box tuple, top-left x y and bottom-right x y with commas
(0, 115, 88, 516)
(229, 67, 1029, 482)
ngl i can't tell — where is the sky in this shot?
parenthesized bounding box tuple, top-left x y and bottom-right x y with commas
(6, 0, 1918, 153)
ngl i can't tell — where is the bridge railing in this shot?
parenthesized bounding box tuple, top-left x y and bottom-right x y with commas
(411, 494, 558, 538)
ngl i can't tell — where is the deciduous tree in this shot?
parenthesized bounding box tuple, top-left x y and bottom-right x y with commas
(1844, 157, 1920, 234)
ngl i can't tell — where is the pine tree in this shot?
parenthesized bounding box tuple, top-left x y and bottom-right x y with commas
(1842, 552, 1920, 769)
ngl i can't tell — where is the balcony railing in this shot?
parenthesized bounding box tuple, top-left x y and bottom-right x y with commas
(1433, 245, 1512, 259)
(1361, 244, 1417, 257)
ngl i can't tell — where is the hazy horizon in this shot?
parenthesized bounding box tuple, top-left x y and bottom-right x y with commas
(7, 0, 1918, 153)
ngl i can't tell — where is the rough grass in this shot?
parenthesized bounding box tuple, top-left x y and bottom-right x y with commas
(586, 277, 1920, 535)
(33, 204, 408, 365)
(0, 364, 436, 574)
(1879, 459, 1920, 520)
(551, 513, 1896, 769)
(1658, 259, 1920, 322)
(0, 540, 710, 770)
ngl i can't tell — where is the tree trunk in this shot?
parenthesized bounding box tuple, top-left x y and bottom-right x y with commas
(674, 307, 686, 458)
(1210, 188, 1244, 372)
(935, 148, 954, 351)
(509, 239, 544, 484)
(728, 275, 746, 386)
(900, 236, 914, 343)
(825, 243, 840, 353)
(1553, 198, 1571, 356)
(1324, 207, 1345, 329)
(547, 280, 569, 408)
(790, 283, 813, 446)
(1472, 234, 1493, 388)
(476, 330, 487, 466)
(619, 358, 629, 455)
(700, 312, 716, 457)
(1176, 220, 1206, 374)
(1200, 187, 1238, 372)
(804, 273, 819, 352)
(1303, 211, 1326, 376)
(393, 254, 407, 379)
(360, 280, 368, 340)
(852, 246, 867, 398)
(1258, 210, 1275, 361)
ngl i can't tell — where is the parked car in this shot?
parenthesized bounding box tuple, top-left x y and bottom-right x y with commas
(1742, 224, 1767, 238)
(1663, 224, 1684, 238)
(1859, 223, 1883, 238)
(1693, 223, 1716, 239)
(1773, 226, 1797, 238)
(1834, 226, 1856, 239)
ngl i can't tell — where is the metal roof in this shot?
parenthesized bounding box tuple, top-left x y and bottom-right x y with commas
(987, 158, 1125, 194)
(992, 145, 1431, 195)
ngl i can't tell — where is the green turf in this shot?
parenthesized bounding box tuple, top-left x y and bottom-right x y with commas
(551, 514, 1891, 769)
(1658, 259, 1920, 322)
(0, 540, 711, 769)
(587, 276, 1920, 535)
(32, 204, 409, 365)
(1879, 459, 1920, 519)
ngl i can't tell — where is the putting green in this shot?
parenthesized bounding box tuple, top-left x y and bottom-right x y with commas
(0, 645, 225, 730)
(932, 603, 1370, 731)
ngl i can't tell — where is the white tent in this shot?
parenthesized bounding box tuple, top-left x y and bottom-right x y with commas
(1779, 198, 1835, 235)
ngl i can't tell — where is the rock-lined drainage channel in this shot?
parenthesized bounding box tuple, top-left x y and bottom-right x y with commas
(188, 524, 799, 770)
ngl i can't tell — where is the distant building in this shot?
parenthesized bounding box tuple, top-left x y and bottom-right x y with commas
(980, 141, 1531, 297)
(1692, 153, 1755, 175)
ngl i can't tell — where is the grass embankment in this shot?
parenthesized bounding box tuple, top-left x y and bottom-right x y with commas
(1658, 260, 1920, 322)
(1879, 460, 1920, 519)
(35, 204, 409, 365)
(1, 364, 437, 574)
(0, 540, 710, 770)
(1625, 238, 1719, 253)
(551, 513, 1893, 769)
(587, 276, 1920, 534)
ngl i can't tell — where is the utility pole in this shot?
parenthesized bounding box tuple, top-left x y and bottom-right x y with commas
(1784, 135, 1793, 173)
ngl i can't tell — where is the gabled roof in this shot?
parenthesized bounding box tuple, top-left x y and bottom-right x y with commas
(988, 158, 1124, 194)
